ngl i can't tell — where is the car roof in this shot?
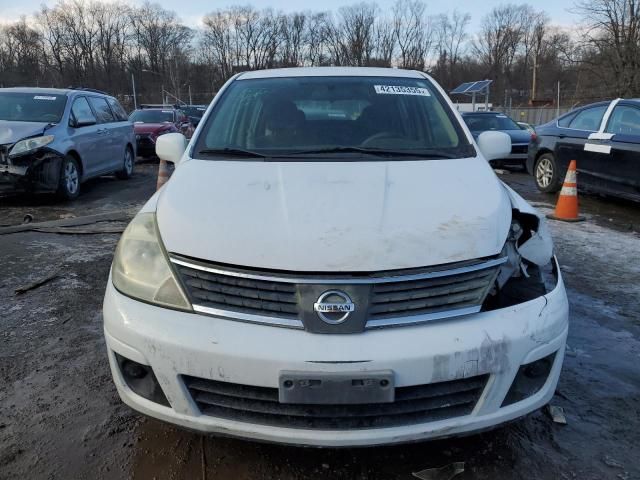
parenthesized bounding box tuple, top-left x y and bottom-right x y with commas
(237, 67, 425, 80)
(134, 107, 177, 112)
(0, 87, 74, 96)
(0, 87, 113, 99)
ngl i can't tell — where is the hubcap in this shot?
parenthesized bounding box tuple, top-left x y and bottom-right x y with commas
(536, 158, 553, 188)
(125, 150, 133, 173)
(64, 162, 79, 194)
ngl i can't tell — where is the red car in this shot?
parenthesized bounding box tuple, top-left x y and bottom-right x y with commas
(129, 107, 194, 158)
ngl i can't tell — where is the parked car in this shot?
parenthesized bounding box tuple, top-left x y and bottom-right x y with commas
(183, 105, 208, 128)
(0, 87, 135, 199)
(130, 106, 195, 158)
(462, 111, 534, 168)
(527, 99, 640, 201)
(517, 121, 536, 134)
(104, 67, 568, 447)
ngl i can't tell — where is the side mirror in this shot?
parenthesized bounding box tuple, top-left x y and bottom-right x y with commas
(477, 131, 511, 162)
(69, 117, 96, 128)
(156, 132, 187, 164)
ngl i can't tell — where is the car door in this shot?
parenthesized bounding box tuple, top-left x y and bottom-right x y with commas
(87, 96, 120, 173)
(69, 96, 103, 179)
(555, 103, 609, 189)
(107, 97, 134, 162)
(598, 103, 640, 199)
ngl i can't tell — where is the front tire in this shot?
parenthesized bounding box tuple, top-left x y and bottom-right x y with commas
(534, 153, 562, 193)
(57, 155, 81, 200)
(116, 147, 134, 180)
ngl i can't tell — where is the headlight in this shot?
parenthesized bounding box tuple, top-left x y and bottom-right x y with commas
(112, 213, 191, 310)
(9, 135, 55, 157)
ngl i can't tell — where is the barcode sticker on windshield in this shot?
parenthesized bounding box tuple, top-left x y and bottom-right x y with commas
(34, 96, 57, 101)
(374, 85, 430, 96)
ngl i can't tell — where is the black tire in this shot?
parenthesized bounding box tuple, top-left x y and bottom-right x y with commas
(57, 155, 81, 200)
(115, 147, 134, 180)
(534, 153, 562, 193)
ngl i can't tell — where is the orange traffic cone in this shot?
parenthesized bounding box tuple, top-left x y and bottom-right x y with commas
(546, 160, 585, 222)
(156, 159, 171, 190)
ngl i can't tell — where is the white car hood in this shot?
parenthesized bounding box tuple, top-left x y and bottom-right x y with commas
(156, 158, 512, 272)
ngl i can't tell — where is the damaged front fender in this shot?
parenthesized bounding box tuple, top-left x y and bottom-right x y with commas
(0, 148, 64, 193)
(501, 182, 554, 266)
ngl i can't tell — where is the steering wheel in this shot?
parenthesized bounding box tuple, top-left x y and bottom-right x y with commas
(360, 131, 404, 147)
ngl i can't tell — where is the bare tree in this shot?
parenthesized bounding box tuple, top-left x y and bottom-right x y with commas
(392, 0, 434, 70)
(575, 0, 640, 96)
(327, 3, 378, 66)
(434, 10, 470, 87)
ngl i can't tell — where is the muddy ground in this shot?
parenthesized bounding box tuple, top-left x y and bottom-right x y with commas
(1, 165, 639, 480)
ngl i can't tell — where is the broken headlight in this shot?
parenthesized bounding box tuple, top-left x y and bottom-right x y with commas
(486, 214, 555, 309)
(9, 135, 55, 157)
(112, 213, 191, 311)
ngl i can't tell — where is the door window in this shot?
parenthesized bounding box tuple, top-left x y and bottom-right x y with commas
(605, 105, 640, 136)
(557, 112, 576, 127)
(107, 98, 129, 122)
(568, 105, 607, 131)
(71, 97, 97, 126)
(88, 97, 116, 123)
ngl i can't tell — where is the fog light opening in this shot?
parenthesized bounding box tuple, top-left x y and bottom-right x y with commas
(122, 360, 149, 380)
(502, 352, 557, 407)
(114, 353, 170, 407)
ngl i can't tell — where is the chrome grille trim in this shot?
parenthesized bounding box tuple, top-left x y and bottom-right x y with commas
(366, 305, 479, 329)
(192, 305, 304, 329)
(170, 256, 506, 285)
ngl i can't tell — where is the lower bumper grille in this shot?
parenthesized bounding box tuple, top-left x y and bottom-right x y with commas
(183, 374, 488, 429)
(511, 144, 528, 154)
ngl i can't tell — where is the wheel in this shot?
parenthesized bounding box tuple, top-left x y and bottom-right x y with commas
(534, 153, 562, 193)
(57, 155, 81, 200)
(115, 147, 134, 180)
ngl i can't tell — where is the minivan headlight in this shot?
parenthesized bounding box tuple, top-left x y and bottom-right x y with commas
(9, 135, 55, 157)
(112, 213, 191, 310)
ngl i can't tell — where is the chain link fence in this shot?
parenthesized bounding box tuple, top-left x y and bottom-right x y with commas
(496, 106, 573, 125)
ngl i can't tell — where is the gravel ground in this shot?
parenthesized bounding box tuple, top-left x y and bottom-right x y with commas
(0, 166, 638, 480)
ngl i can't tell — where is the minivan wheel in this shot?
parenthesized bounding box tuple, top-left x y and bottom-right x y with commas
(57, 155, 81, 200)
(534, 154, 562, 193)
(116, 147, 134, 180)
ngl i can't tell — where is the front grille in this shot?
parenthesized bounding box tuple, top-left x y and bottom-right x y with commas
(176, 265, 299, 319)
(369, 268, 498, 320)
(136, 135, 154, 149)
(511, 144, 528, 154)
(183, 374, 488, 429)
(172, 255, 503, 330)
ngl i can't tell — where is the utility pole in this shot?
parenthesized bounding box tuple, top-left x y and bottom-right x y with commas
(532, 55, 538, 103)
(131, 73, 137, 110)
(189, 85, 192, 105)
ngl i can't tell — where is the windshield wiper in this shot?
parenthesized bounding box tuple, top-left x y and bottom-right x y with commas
(289, 146, 458, 159)
(197, 148, 267, 159)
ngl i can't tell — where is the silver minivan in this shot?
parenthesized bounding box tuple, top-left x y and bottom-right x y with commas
(0, 87, 135, 199)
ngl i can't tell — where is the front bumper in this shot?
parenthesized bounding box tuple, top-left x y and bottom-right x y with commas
(135, 135, 156, 157)
(0, 148, 63, 192)
(103, 260, 569, 447)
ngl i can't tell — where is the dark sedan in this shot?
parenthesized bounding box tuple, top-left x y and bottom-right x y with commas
(461, 111, 533, 168)
(527, 99, 640, 202)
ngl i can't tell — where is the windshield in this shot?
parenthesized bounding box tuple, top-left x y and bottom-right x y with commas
(129, 110, 174, 123)
(0, 92, 67, 123)
(194, 76, 473, 160)
(463, 114, 520, 131)
(185, 106, 206, 119)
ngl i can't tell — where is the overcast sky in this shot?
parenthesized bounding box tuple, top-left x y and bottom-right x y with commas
(0, 0, 579, 31)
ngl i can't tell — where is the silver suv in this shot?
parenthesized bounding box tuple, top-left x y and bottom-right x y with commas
(0, 87, 135, 199)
